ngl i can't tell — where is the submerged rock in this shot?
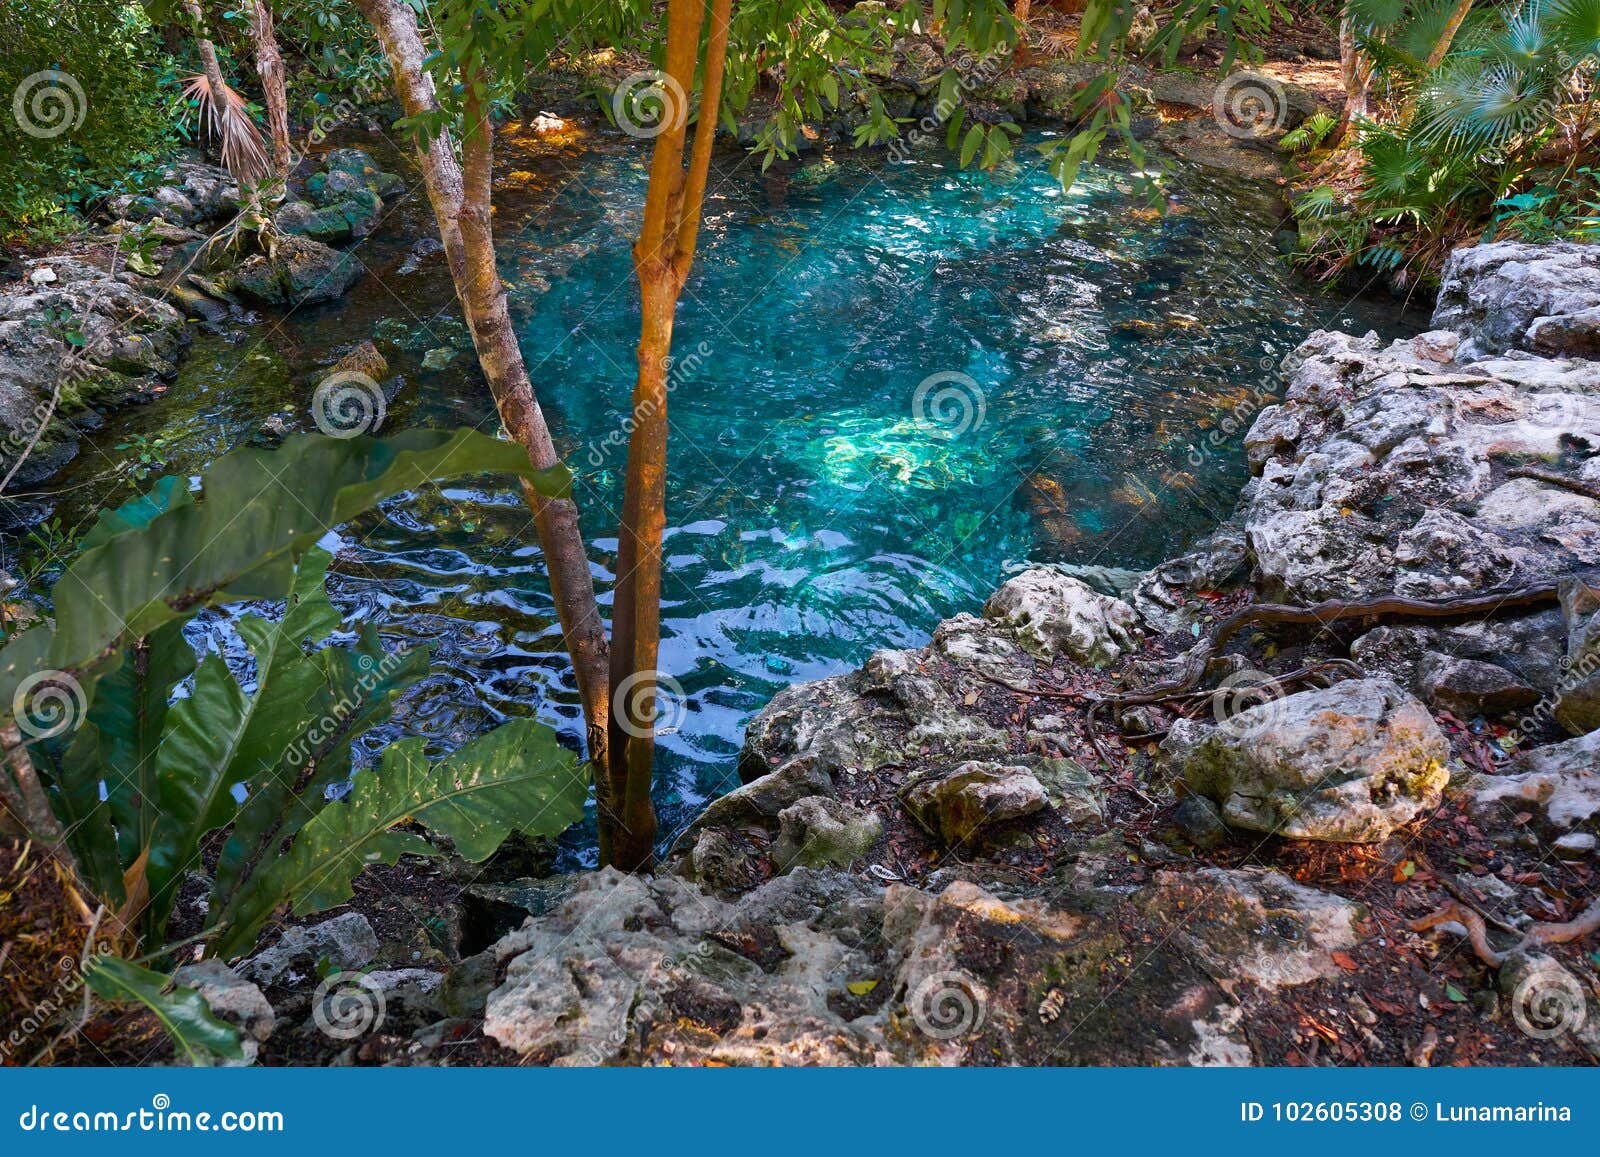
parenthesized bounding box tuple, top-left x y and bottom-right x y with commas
(1172, 678, 1452, 842)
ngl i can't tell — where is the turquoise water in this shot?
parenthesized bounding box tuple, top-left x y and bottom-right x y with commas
(17, 129, 1414, 860)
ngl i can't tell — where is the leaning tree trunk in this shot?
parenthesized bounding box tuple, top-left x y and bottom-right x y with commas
(182, 0, 229, 105)
(352, 0, 613, 819)
(247, 0, 292, 179)
(606, 0, 735, 870)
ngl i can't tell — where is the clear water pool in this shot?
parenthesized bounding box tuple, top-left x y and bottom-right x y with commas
(17, 127, 1417, 860)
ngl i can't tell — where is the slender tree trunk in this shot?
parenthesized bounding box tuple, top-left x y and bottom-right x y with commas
(1397, 0, 1473, 127)
(353, 0, 613, 819)
(1011, 0, 1032, 65)
(607, 0, 735, 870)
(247, 0, 293, 180)
(183, 0, 229, 103)
(1337, 12, 1372, 142)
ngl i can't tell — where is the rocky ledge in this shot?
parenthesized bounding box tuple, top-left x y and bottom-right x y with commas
(0, 149, 400, 516)
(455, 241, 1600, 1067)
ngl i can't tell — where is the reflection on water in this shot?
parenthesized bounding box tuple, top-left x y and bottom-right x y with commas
(18, 127, 1416, 861)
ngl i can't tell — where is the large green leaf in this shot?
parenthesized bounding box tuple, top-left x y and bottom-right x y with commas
(94, 622, 198, 867)
(208, 624, 430, 920)
(142, 549, 348, 934)
(0, 429, 569, 724)
(84, 956, 244, 1065)
(213, 719, 588, 958)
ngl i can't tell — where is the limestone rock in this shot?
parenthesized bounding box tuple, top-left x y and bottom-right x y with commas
(1417, 652, 1540, 719)
(1141, 868, 1362, 990)
(1433, 241, 1600, 358)
(1465, 728, 1600, 839)
(771, 796, 881, 872)
(214, 233, 364, 306)
(1174, 678, 1452, 842)
(172, 959, 275, 1065)
(1556, 574, 1600, 735)
(983, 569, 1140, 666)
(899, 760, 1048, 844)
(240, 912, 380, 988)
(0, 256, 188, 488)
(1239, 326, 1600, 602)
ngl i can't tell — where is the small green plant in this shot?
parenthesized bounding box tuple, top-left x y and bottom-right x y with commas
(1281, 112, 1338, 154)
(113, 434, 175, 481)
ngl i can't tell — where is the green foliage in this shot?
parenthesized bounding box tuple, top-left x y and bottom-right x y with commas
(213, 719, 589, 958)
(1280, 111, 1338, 153)
(0, 2, 183, 244)
(1296, 0, 1600, 282)
(9, 430, 589, 1061)
(84, 957, 244, 1065)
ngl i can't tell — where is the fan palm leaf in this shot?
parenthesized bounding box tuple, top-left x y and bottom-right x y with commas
(182, 73, 270, 183)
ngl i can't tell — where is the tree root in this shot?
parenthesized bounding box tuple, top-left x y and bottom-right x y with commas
(1411, 896, 1600, 969)
(1411, 901, 1504, 967)
(1508, 466, 1600, 503)
(967, 579, 1570, 769)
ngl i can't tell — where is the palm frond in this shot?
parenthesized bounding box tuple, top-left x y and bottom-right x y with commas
(182, 73, 270, 184)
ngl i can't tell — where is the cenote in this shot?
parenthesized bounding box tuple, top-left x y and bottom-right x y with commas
(17, 127, 1415, 863)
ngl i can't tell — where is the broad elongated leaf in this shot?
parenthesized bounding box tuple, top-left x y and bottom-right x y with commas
(85, 956, 244, 1065)
(95, 622, 198, 866)
(213, 720, 588, 958)
(208, 624, 430, 919)
(0, 429, 569, 724)
(143, 549, 347, 934)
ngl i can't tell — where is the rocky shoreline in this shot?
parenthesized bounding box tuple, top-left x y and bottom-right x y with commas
(7, 76, 1599, 1066)
(471, 241, 1600, 1066)
(146, 239, 1599, 1069)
